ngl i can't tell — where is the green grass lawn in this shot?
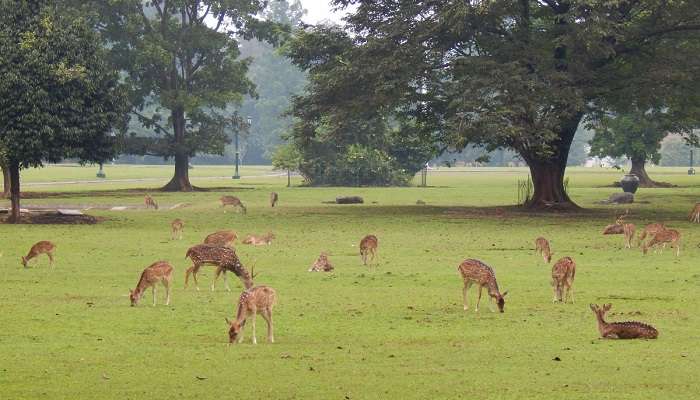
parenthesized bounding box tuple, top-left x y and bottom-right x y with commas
(1, 164, 698, 399)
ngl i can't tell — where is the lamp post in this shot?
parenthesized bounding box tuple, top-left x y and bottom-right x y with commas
(233, 116, 251, 179)
(689, 149, 696, 175)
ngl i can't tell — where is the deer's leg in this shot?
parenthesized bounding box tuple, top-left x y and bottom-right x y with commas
(192, 265, 201, 291)
(223, 270, 231, 292)
(361, 251, 366, 266)
(475, 285, 483, 312)
(164, 278, 171, 305)
(462, 281, 471, 311)
(568, 283, 575, 304)
(261, 309, 274, 343)
(152, 286, 157, 306)
(251, 309, 258, 345)
(552, 281, 558, 303)
(48, 252, 55, 268)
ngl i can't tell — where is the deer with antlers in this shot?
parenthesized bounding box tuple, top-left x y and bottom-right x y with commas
(144, 194, 158, 210)
(551, 256, 576, 303)
(220, 196, 246, 214)
(688, 203, 700, 223)
(602, 210, 635, 248)
(226, 285, 277, 344)
(129, 261, 173, 306)
(242, 232, 275, 246)
(642, 228, 681, 257)
(185, 244, 255, 291)
(534, 237, 552, 263)
(21, 241, 56, 268)
(308, 252, 333, 272)
(270, 192, 279, 208)
(589, 304, 658, 339)
(457, 259, 508, 313)
(204, 230, 238, 247)
(170, 219, 184, 240)
(360, 234, 379, 266)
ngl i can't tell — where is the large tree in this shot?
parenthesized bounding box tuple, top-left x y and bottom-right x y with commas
(0, 0, 127, 222)
(288, 1, 700, 208)
(82, 0, 285, 191)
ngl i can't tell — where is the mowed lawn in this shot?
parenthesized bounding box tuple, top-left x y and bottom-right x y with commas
(0, 165, 698, 399)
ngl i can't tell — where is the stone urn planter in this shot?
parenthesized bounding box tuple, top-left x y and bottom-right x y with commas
(620, 174, 640, 193)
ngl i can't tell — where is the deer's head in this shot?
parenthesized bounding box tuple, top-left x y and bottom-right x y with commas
(226, 318, 246, 343)
(21, 256, 27, 268)
(129, 289, 141, 306)
(494, 291, 508, 313)
(589, 303, 612, 318)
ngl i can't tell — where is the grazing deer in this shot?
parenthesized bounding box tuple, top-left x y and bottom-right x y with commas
(129, 261, 173, 307)
(185, 244, 254, 291)
(689, 203, 700, 223)
(21, 241, 56, 268)
(270, 192, 279, 207)
(204, 230, 238, 247)
(308, 252, 333, 272)
(171, 219, 184, 240)
(360, 234, 379, 266)
(242, 232, 275, 246)
(642, 228, 681, 256)
(457, 259, 508, 313)
(589, 304, 658, 339)
(220, 196, 246, 214)
(534, 237, 552, 263)
(551, 256, 576, 303)
(637, 223, 666, 245)
(226, 286, 277, 344)
(144, 194, 158, 210)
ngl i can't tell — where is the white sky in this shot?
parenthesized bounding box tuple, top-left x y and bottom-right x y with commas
(298, 0, 352, 24)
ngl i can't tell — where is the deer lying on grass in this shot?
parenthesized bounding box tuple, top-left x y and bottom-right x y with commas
(270, 192, 279, 207)
(171, 219, 184, 240)
(688, 203, 700, 223)
(642, 228, 681, 257)
(129, 261, 173, 306)
(204, 230, 238, 247)
(242, 232, 275, 246)
(22, 241, 56, 268)
(589, 304, 658, 339)
(226, 286, 277, 344)
(457, 259, 508, 313)
(144, 194, 158, 210)
(220, 196, 246, 214)
(308, 252, 333, 272)
(637, 223, 666, 245)
(360, 234, 379, 266)
(185, 244, 255, 291)
(551, 257, 576, 303)
(534, 237, 552, 263)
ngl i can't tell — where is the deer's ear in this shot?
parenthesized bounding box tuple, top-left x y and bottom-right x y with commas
(225, 317, 232, 325)
(603, 304, 612, 311)
(502, 291, 508, 297)
(589, 304, 597, 312)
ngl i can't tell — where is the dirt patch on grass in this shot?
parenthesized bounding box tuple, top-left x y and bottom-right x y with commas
(0, 212, 104, 225)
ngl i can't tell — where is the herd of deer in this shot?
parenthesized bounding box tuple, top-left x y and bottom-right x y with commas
(17, 196, 698, 343)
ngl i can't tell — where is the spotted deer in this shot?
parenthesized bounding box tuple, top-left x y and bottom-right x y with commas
(360, 234, 379, 266)
(551, 256, 576, 303)
(689, 203, 700, 223)
(308, 252, 333, 272)
(642, 228, 681, 256)
(589, 304, 658, 339)
(270, 192, 279, 208)
(185, 244, 255, 291)
(144, 194, 158, 210)
(220, 196, 246, 214)
(21, 241, 56, 268)
(534, 237, 552, 263)
(226, 286, 277, 344)
(129, 261, 173, 306)
(242, 232, 275, 246)
(171, 219, 184, 240)
(457, 259, 508, 313)
(637, 223, 666, 245)
(204, 230, 238, 247)
(622, 223, 636, 248)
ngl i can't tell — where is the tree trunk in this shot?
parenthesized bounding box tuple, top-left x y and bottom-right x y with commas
(161, 108, 194, 191)
(2, 163, 10, 198)
(629, 157, 668, 187)
(7, 161, 21, 223)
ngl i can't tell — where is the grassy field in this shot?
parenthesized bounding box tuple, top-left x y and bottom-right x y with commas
(1, 164, 698, 399)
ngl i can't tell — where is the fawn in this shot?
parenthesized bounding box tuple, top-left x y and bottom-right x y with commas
(308, 252, 333, 272)
(242, 232, 275, 246)
(360, 234, 379, 266)
(144, 194, 158, 210)
(642, 228, 681, 256)
(689, 203, 700, 223)
(226, 286, 277, 344)
(129, 261, 173, 306)
(534, 237, 552, 263)
(204, 230, 238, 247)
(589, 304, 658, 339)
(637, 223, 666, 245)
(185, 244, 255, 291)
(171, 219, 184, 240)
(457, 259, 508, 312)
(551, 256, 576, 303)
(22, 241, 56, 268)
(270, 192, 279, 208)
(220, 196, 246, 214)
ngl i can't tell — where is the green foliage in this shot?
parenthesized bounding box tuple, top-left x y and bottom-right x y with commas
(659, 136, 696, 167)
(271, 142, 301, 171)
